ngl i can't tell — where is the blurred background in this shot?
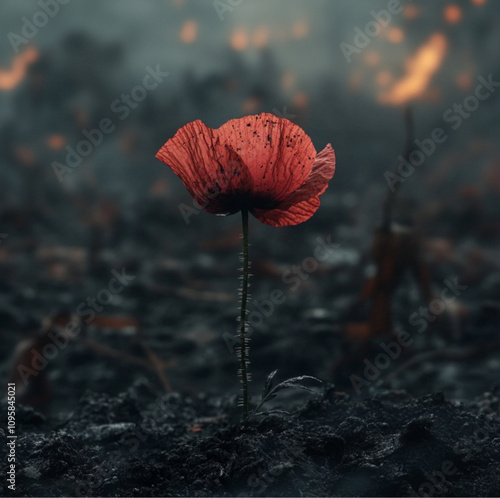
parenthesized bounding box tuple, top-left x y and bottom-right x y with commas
(1, 0, 500, 415)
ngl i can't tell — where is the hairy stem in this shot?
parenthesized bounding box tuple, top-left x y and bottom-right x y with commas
(238, 208, 250, 421)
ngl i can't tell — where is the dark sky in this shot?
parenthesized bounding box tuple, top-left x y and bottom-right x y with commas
(1, 0, 499, 212)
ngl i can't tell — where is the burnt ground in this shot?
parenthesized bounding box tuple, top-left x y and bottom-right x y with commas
(1, 197, 500, 497)
(0, 16, 499, 495)
(1, 385, 500, 496)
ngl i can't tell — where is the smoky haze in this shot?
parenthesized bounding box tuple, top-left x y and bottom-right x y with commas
(0, 0, 499, 234)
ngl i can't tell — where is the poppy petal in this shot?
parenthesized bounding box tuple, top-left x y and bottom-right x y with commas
(278, 144, 335, 209)
(156, 121, 253, 214)
(251, 196, 321, 227)
(216, 113, 316, 202)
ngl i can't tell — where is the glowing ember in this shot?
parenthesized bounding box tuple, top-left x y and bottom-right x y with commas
(444, 5, 463, 24)
(471, 0, 487, 5)
(252, 25, 269, 48)
(376, 71, 393, 88)
(230, 28, 249, 51)
(150, 178, 169, 196)
(292, 20, 309, 39)
(364, 51, 380, 67)
(241, 96, 260, 113)
(281, 72, 296, 90)
(180, 20, 198, 44)
(457, 72, 472, 90)
(14, 146, 35, 166)
(378, 33, 447, 106)
(387, 27, 404, 43)
(0, 47, 39, 91)
(47, 134, 66, 150)
(349, 71, 363, 92)
(403, 4, 419, 19)
(292, 92, 308, 109)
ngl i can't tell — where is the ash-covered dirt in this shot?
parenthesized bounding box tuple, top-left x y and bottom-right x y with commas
(1, 186, 500, 497)
(1, 382, 500, 496)
(1, 20, 500, 496)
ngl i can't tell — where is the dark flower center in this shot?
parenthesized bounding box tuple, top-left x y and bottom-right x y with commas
(207, 191, 280, 214)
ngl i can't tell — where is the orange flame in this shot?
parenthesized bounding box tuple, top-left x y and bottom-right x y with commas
(0, 47, 39, 91)
(378, 33, 447, 106)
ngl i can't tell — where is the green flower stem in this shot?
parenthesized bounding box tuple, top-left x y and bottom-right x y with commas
(239, 208, 250, 421)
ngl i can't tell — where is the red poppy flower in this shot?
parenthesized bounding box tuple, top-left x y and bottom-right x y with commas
(155, 113, 336, 227)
